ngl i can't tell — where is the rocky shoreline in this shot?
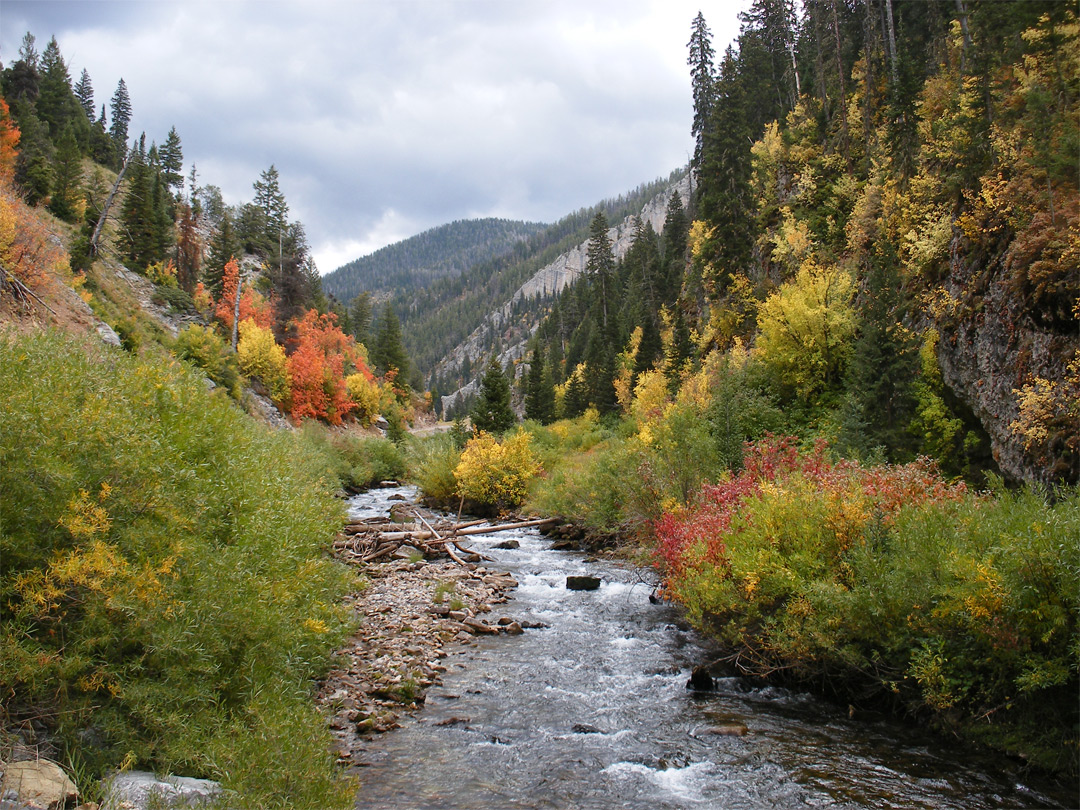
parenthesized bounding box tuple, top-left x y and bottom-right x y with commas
(317, 532, 539, 765)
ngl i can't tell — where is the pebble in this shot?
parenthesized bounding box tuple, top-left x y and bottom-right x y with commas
(317, 538, 526, 762)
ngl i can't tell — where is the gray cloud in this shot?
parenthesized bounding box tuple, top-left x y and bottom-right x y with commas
(1, 0, 745, 272)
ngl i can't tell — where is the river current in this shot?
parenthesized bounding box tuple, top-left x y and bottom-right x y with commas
(348, 488, 1073, 810)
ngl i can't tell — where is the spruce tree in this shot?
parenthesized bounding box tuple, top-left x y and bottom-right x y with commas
(204, 210, 241, 299)
(349, 291, 374, 347)
(160, 126, 184, 192)
(688, 12, 717, 169)
(471, 356, 516, 434)
(47, 124, 81, 222)
(109, 78, 132, 155)
(74, 68, 94, 118)
(372, 303, 410, 382)
(524, 346, 555, 424)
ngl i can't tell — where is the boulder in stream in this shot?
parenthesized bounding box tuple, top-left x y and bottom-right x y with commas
(566, 575, 601, 591)
(686, 665, 715, 692)
(1, 759, 79, 809)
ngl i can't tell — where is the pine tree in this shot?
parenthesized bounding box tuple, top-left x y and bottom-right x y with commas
(74, 68, 94, 118)
(524, 347, 555, 424)
(688, 12, 717, 169)
(109, 78, 132, 154)
(204, 210, 241, 299)
(253, 164, 288, 253)
(349, 292, 374, 347)
(372, 302, 410, 381)
(472, 356, 516, 434)
(37, 37, 88, 143)
(47, 124, 81, 222)
(160, 126, 183, 192)
(586, 212, 616, 333)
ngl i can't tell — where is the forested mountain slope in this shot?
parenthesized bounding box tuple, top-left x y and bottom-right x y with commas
(519, 0, 1078, 487)
(384, 172, 685, 390)
(322, 217, 546, 302)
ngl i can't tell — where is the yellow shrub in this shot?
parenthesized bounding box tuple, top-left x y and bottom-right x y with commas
(454, 429, 542, 510)
(237, 318, 290, 402)
(345, 372, 381, 426)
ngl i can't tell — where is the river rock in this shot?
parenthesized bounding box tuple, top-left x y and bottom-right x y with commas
(501, 621, 524, 635)
(571, 723, 602, 734)
(686, 665, 715, 691)
(492, 539, 520, 549)
(463, 617, 498, 635)
(101, 771, 223, 809)
(1, 759, 78, 809)
(566, 575, 601, 591)
(707, 723, 748, 737)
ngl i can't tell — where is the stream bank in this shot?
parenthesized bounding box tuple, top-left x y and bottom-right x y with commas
(329, 487, 1074, 809)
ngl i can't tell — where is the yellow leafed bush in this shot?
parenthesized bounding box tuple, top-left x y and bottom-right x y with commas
(345, 371, 381, 426)
(237, 318, 290, 402)
(454, 429, 541, 511)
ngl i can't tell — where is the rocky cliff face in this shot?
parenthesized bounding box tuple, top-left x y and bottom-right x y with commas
(936, 233, 1078, 486)
(437, 175, 693, 416)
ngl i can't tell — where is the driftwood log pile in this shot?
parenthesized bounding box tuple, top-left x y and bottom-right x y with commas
(333, 506, 558, 566)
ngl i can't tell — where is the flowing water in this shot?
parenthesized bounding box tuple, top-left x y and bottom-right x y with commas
(348, 489, 1074, 810)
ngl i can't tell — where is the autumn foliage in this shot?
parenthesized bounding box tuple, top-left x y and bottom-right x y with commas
(0, 176, 69, 286)
(0, 98, 19, 185)
(286, 310, 374, 425)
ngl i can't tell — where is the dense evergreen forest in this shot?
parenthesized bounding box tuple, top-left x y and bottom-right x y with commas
(517, 0, 1077, 489)
(322, 217, 546, 301)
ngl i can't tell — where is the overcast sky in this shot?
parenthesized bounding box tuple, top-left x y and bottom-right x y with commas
(1, 1, 745, 274)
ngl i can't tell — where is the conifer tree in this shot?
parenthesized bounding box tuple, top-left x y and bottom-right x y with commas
(74, 68, 94, 118)
(372, 302, 410, 382)
(688, 12, 717, 169)
(109, 78, 132, 154)
(524, 346, 555, 424)
(37, 37, 87, 142)
(204, 210, 241, 299)
(472, 356, 516, 434)
(47, 124, 81, 222)
(160, 126, 184, 193)
(349, 292, 374, 348)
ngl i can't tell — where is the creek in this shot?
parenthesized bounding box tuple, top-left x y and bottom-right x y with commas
(348, 488, 1072, 810)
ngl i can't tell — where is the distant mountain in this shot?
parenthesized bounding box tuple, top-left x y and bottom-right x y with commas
(386, 171, 687, 389)
(321, 218, 547, 302)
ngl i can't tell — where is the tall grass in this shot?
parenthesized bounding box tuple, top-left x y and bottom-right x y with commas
(0, 329, 357, 808)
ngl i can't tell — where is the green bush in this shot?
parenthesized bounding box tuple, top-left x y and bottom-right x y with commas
(298, 422, 407, 492)
(409, 433, 461, 506)
(172, 323, 242, 398)
(0, 329, 357, 808)
(655, 442, 1079, 776)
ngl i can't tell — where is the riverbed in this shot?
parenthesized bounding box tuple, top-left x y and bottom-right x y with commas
(347, 488, 1073, 810)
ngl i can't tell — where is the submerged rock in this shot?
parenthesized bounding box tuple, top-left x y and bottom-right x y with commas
(566, 575, 601, 591)
(707, 723, 748, 737)
(102, 771, 223, 809)
(686, 665, 715, 692)
(493, 539, 520, 549)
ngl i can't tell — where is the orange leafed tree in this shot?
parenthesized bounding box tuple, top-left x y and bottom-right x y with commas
(0, 177, 68, 286)
(286, 310, 374, 425)
(213, 258, 240, 330)
(0, 98, 19, 184)
(239, 288, 274, 330)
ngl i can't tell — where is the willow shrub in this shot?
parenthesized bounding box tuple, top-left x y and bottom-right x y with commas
(656, 437, 1079, 775)
(297, 422, 406, 492)
(0, 330, 357, 808)
(409, 432, 461, 507)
